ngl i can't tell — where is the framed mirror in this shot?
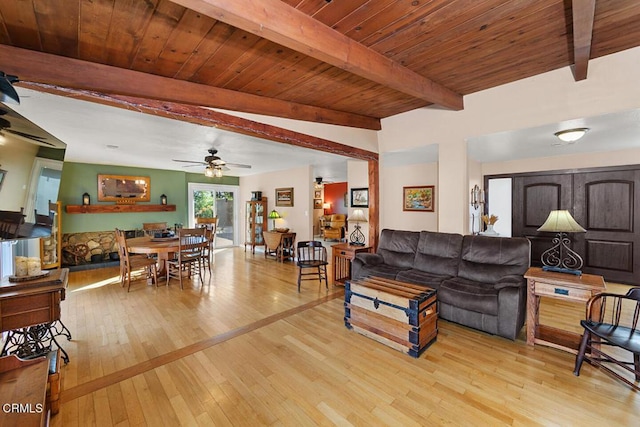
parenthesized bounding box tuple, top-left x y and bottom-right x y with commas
(98, 174, 150, 202)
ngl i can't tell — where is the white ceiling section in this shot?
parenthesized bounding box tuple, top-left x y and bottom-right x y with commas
(9, 88, 640, 177)
(11, 87, 351, 180)
(468, 108, 640, 163)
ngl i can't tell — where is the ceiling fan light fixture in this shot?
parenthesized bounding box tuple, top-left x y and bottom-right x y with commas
(213, 166, 223, 178)
(204, 166, 215, 178)
(554, 128, 589, 143)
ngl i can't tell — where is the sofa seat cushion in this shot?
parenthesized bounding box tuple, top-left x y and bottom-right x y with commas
(396, 269, 451, 290)
(439, 277, 499, 316)
(357, 263, 412, 280)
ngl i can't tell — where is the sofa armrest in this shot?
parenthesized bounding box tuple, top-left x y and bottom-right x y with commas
(494, 275, 526, 290)
(352, 253, 384, 280)
(355, 253, 384, 265)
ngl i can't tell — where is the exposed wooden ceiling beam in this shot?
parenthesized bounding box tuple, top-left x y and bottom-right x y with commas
(0, 45, 381, 130)
(171, 0, 464, 111)
(571, 0, 596, 81)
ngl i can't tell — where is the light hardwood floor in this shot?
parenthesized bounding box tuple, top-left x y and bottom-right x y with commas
(51, 247, 639, 426)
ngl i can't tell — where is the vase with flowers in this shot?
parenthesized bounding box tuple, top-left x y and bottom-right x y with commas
(481, 214, 499, 236)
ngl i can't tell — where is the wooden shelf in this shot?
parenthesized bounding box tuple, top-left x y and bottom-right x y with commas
(65, 204, 176, 214)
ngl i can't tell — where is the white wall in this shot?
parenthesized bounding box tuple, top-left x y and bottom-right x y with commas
(381, 161, 438, 232)
(379, 46, 640, 234)
(240, 165, 314, 244)
(347, 160, 370, 246)
(482, 146, 640, 176)
(0, 137, 38, 211)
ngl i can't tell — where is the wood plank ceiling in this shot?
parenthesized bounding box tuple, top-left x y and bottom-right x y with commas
(0, 0, 639, 131)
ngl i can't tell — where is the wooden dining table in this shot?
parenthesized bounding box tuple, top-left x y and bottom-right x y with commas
(126, 236, 181, 276)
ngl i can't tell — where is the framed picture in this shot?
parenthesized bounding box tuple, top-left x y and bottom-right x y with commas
(275, 187, 294, 207)
(314, 198, 322, 209)
(343, 192, 348, 207)
(350, 187, 369, 208)
(403, 185, 435, 212)
(0, 169, 6, 192)
(314, 190, 322, 198)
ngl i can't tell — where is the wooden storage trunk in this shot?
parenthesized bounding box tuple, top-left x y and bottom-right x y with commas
(344, 276, 438, 358)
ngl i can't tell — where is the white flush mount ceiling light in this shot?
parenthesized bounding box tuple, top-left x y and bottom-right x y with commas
(554, 128, 589, 143)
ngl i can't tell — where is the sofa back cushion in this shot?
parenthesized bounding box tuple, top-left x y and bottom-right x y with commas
(457, 235, 531, 283)
(377, 229, 420, 268)
(412, 231, 463, 276)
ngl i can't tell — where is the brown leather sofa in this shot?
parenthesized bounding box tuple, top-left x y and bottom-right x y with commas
(352, 229, 531, 340)
(323, 214, 346, 241)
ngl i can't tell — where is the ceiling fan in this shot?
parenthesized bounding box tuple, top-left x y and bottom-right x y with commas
(0, 114, 54, 146)
(314, 177, 334, 188)
(173, 148, 251, 177)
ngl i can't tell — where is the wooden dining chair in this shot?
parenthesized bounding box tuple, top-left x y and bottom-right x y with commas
(114, 228, 158, 292)
(142, 222, 168, 237)
(0, 211, 25, 239)
(195, 217, 218, 273)
(296, 240, 328, 292)
(166, 227, 207, 289)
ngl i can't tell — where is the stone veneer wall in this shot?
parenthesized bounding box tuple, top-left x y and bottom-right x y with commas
(61, 229, 143, 266)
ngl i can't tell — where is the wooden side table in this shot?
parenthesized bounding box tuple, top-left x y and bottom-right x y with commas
(524, 267, 606, 354)
(332, 243, 371, 286)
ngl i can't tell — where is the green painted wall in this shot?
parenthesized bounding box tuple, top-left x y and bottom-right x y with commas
(59, 162, 238, 233)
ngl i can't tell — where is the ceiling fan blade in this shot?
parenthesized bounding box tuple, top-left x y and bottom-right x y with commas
(5, 129, 55, 146)
(7, 129, 47, 140)
(172, 159, 207, 165)
(225, 162, 251, 169)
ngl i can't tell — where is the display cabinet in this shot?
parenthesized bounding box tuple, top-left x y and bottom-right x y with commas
(40, 201, 61, 269)
(244, 197, 267, 254)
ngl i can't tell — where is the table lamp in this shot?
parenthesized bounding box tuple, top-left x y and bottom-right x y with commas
(349, 209, 368, 246)
(268, 209, 281, 230)
(537, 210, 586, 275)
(322, 203, 331, 215)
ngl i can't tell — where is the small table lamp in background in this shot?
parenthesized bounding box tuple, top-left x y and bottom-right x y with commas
(322, 203, 331, 215)
(537, 210, 586, 275)
(349, 209, 368, 246)
(268, 210, 281, 230)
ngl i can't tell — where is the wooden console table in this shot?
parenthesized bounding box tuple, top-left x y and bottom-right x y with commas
(263, 231, 296, 262)
(0, 269, 71, 363)
(524, 267, 606, 354)
(332, 243, 372, 286)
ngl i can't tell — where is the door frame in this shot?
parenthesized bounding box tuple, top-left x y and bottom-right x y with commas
(187, 183, 240, 247)
(24, 158, 63, 223)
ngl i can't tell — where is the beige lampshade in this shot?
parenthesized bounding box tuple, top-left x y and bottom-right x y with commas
(350, 209, 368, 223)
(537, 210, 586, 233)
